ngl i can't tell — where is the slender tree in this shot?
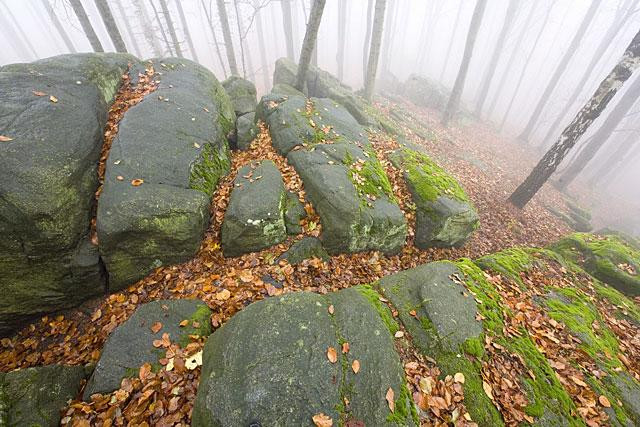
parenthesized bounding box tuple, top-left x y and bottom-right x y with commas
(40, 0, 76, 53)
(281, 0, 295, 60)
(295, 0, 326, 91)
(362, 0, 374, 83)
(440, 0, 465, 81)
(114, 0, 142, 56)
(508, 28, 640, 208)
(233, 0, 248, 77)
(217, 0, 239, 75)
(337, 0, 347, 81)
(0, 7, 35, 59)
(134, 0, 162, 56)
(474, 0, 519, 117)
(363, 0, 387, 101)
(254, 0, 270, 90)
(149, 0, 174, 55)
(380, 0, 397, 77)
(518, 0, 601, 142)
(201, 0, 227, 77)
(175, 0, 198, 61)
(69, 0, 104, 52)
(94, 0, 128, 52)
(441, 0, 488, 126)
(158, 0, 183, 57)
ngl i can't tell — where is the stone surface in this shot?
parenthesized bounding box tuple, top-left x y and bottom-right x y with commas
(235, 112, 257, 150)
(401, 74, 449, 111)
(222, 161, 287, 257)
(83, 299, 211, 399)
(390, 148, 479, 248)
(284, 191, 306, 234)
(222, 75, 257, 116)
(278, 237, 329, 265)
(98, 58, 234, 291)
(0, 53, 133, 335)
(0, 364, 86, 427)
(192, 287, 414, 426)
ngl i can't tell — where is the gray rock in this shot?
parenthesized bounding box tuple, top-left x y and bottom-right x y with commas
(98, 57, 234, 291)
(236, 112, 257, 150)
(83, 299, 211, 399)
(192, 287, 414, 426)
(222, 161, 287, 257)
(401, 74, 449, 111)
(278, 237, 329, 265)
(284, 191, 306, 235)
(222, 76, 257, 116)
(0, 364, 86, 427)
(0, 53, 133, 335)
(271, 83, 305, 97)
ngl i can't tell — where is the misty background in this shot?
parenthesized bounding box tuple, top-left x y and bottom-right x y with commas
(1, 0, 639, 234)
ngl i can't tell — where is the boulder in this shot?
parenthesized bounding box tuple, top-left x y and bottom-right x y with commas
(98, 58, 234, 291)
(222, 76, 257, 116)
(401, 74, 450, 111)
(0, 364, 87, 427)
(192, 287, 414, 426)
(221, 160, 288, 257)
(235, 112, 257, 150)
(271, 83, 305, 97)
(0, 53, 133, 335)
(278, 237, 329, 265)
(284, 191, 306, 234)
(83, 299, 211, 399)
(389, 148, 479, 248)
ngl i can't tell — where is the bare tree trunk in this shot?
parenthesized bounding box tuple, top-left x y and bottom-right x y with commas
(40, 0, 76, 53)
(114, 0, 141, 57)
(441, 0, 488, 126)
(217, 0, 239, 75)
(158, 0, 182, 57)
(439, 0, 465, 81)
(363, 0, 387, 101)
(281, 0, 295, 60)
(380, 0, 397, 77)
(70, 0, 104, 52)
(149, 0, 174, 55)
(474, 0, 519, 117)
(336, 0, 347, 81)
(254, 0, 270, 90)
(518, 0, 601, 142)
(295, 0, 326, 91)
(508, 28, 640, 208)
(94, 0, 128, 52)
(233, 0, 247, 77)
(362, 0, 374, 83)
(201, 0, 227, 76)
(175, 0, 199, 61)
(134, 0, 162, 56)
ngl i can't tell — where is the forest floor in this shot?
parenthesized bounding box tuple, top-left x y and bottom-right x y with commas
(0, 97, 593, 426)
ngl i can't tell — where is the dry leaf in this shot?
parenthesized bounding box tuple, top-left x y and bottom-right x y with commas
(386, 387, 395, 412)
(327, 347, 338, 363)
(238, 269, 254, 283)
(185, 350, 203, 370)
(482, 381, 493, 400)
(570, 376, 588, 388)
(49, 95, 58, 103)
(312, 413, 333, 427)
(32, 90, 46, 96)
(394, 330, 404, 338)
(215, 289, 231, 301)
(0, 135, 13, 142)
(342, 342, 350, 353)
(151, 322, 162, 334)
(598, 395, 611, 408)
(179, 319, 189, 327)
(352, 359, 360, 374)
(328, 304, 334, 314)
(131, 178, 144, 186)
(454, 372, 465, 384)
(91, 309, 102, 322)
(419, 377, 433, 395)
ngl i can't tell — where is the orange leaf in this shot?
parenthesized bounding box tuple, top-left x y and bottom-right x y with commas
(131, 178, 144, 186)
(352, 359, 360, 374)
(32, 90, 46, 96)
(598, 395, 611, 408)
(238, 269, 254, 283)
(386, 387, 395, 412)
(215, 289, 231, 301)
(151, 321, 162, 334)
(312, 413, 333, 427)
(327, 347, 337, 363)
(179, 319, 189, 327)
(49, 95, 58, 103)
(341, 342, 350, 354)
(0, 135, 13, 142)
(482, 381, 494, 400)
(570, 376, 588, 388)
(91, 309, 102, 321)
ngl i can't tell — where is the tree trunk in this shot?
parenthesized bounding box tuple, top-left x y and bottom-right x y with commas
(40, 0, 76, 53)
(441, 0, 488, 126)
(148, 0, 174, 55)
(518, 0, 601, 142)
(474, 0, 519, 117)
(201, 0, 227, 77)
(281, 0, 295, 60)
(439, 0, 465, 81)
(233, 0, 247, 77)
(508, 28, 640, 208)
(380, 0, 397, 77)
(70, 0, 104, 52)
(540, 0, 638, 145)
(295, 0, 326, 91)
(134, 0, 162, 56)
(362, 0, 374, 83)
(94, 0, 128, 52)
(500, 1, 554, 130)
(363, 0, 387, 101)
(114, 0, 141, 57)
(174, 1, 198, 61)
(254, 0, 270, 90)
(158, 0, 182, 57)
(217, 0, 239, 75)
(337, 0, 347, 81)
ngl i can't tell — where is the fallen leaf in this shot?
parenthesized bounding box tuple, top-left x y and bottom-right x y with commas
(599, 395, 611, 408)
(215, 289, 231, 301)
(49, 95, 58, 103)
(419, 377, 433, 395)
(151, 322, 162, 334)
(327, 347, 337, 363)
(570, 375, 588, 388)
(131, 178, 144, 186)
(179, 319, 189, 327)
(116, 175, 124, 181)
(328, 304, 334, 314)
(482, 381, 493, 400)
(312, 413, 333, 427)
(91, 309, 102, 322)
(238, 269, 254, 283)
(352, 359, 360, 374)
(342, 342, 350, 353)
(394, 330, 404, 338)
(32, 91, 47, 96)
(185, 350, 203, 370)
(0, 135, 13, 142)
(454, 372, 465, 384)
(386, 387, 395, 412)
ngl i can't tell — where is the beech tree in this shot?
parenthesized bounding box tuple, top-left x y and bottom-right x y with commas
(441, 0, 488, 126)
(148, 0, 174, 55)
(134, 0, 162, 56)
(295, 0, 326, 91)
(440, 0, 465, 81)
(363, 0, 387, 101)
(94, 0, 128, 53)
(40, 0, 76, 53)
(508, 28, 640, 208)
(217, 0, 239, 75)
(69, 0, 103, 52)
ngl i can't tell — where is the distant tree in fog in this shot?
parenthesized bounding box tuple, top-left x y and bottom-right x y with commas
(40, 0, 76, 53)
(159, 0, 183, 57)
(134, 0, 162, 56)
(113, 0, 141, 57)
(148, 0, 175, 55)
(363, 0, 386, 101)
(69, 0, 104, 52)
(295, 0, 326, 91)
(216, 0, 239, 75)
(509, 28, 640, 209)
(362, 0, 374, 83)
(440, 0, 465, 81)
(201, 0, 228, 77)
(175, 0, 198, 61)
(254, 0, 270, 89)
(590, 132, 639, 188)
(518, 0, 601, 143)
(441, 0, 488, 126)
(281, 0, 295, 60)
(94, 0, 128, 52)
(380, 0, 397, 78)
(474, 0, 519, 117)
(336, 0, 347, 81)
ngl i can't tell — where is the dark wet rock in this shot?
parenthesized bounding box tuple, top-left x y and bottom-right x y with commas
(222, 75, 257, 116)
(236, 112, 257, 150)
(283, 191, 306, 235)
(83, 299, 211, 399)
(277, 237, 329, 265)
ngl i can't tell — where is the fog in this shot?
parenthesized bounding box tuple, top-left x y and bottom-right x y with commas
(1, 0, 639, 235)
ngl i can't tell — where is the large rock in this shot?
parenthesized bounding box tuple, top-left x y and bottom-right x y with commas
(390, 148, 479, 248)
(401, 74, 450, 111)
(83, 299, 211, 399)
(221, 160, 288, 257)
(98, 58, 235, 291)
(0, 53, 133, 335)
(235, 112, 257, 150)
(278, 237, 329, 265)
(222, 76, 257, 116)
(192, 287, 414, 426)
(0, 364, 87, 426)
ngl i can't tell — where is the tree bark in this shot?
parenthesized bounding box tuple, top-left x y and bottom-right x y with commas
(518, 0, 601, 142)
(281, 0, 295, 60)
(40, 0, 76, 53)
(362, 0, 374, 83)
(70, 0, 104, 52)
(474, 0, 519, 117)
(134, 0, 162, 56)
(175, 0, 198, 61)
(295, 0, 326, 91)
(158, 0, 182, 57)
(94, 0, 128, 52)
(337, 0, 347, 81)
(254, 0, 270, 90)
(217, 0, 239, 75)
(441, 0, 488, 126)
(363, 0, 387, 101)
(201, 0, 227, 77)
(508, 28, 640, 208)
(439, 0, 465, 81)
(148, 0, 174, 55)
(114, 0, 141, 57)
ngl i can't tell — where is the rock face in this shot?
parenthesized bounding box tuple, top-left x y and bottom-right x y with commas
(83, 299, 211, 399)
(192, 288, 414, 426)
(0, 53, 133, 335)
(221, 161, 288, 257)
(235, 112, 257, 150)
(97, 58, 234, 291)
(390, 148, 479, 248)
(278, 237, 329, 265)
(401, 74, 449, 111)
(258, 94, 407, 254)
(222, 76, 257, 116)
(0, 364, 87, 426)
(283, 191, 306, 235)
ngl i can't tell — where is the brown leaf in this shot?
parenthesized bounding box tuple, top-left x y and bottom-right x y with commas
(327, 347, 337, 363)
(179, 319, 189, 327)
(215, 289, 231, 301)
(91, 309, 102, 322)
(454, 372, 465, 384)
(49, 95, 58, 103)
(482, 381, 494, 400)
(328, 304, 334, 315)
(352, 359, 360, 374)
(570, 376, 588, 388)
(238, 269, 254, 283)
(0, 135, 13, 142)
(386, 387, 395, 412)
(131, 178, 144, 186)
(151, 322, 162, 334)
(599, 395, 611, 408)
(312, 413, 333, 427)
(342, 342, 350, 354)
(32, 90, 47, 96)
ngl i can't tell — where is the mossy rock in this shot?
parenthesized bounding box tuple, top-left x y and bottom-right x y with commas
(271, 83, 305, 97)
(83, 299, 211, 399)
(389, 148, 478, 248)
(235, 112, 257, 150)
(222, 75, 257, 116)
(277, 237, 329, 265)
(283, 191, 306, 235)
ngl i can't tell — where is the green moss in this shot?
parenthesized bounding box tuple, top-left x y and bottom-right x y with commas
(475, 248, 537, 284)
(189, 143, 231, 196)
(343, 148, 396, 205)
(178, 304, 213, 347)
(355, 285, 400, 335)
(386, 382, 419, 425)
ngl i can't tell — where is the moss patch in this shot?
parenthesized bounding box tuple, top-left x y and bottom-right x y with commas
(355, 285, 400, 336)
(343, 149, 396, 205)
(190, 143, 231, 196)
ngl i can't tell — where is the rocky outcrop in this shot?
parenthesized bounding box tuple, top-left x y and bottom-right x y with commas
(84, 299, 211, 399)
(390, 147, 479, 248)
(97, 58, 234, 291)
(235, 112, 257, 150)
(0, 53, 133, 335)
(222, 76, 258, 151)
(401, 74, 450, 111)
